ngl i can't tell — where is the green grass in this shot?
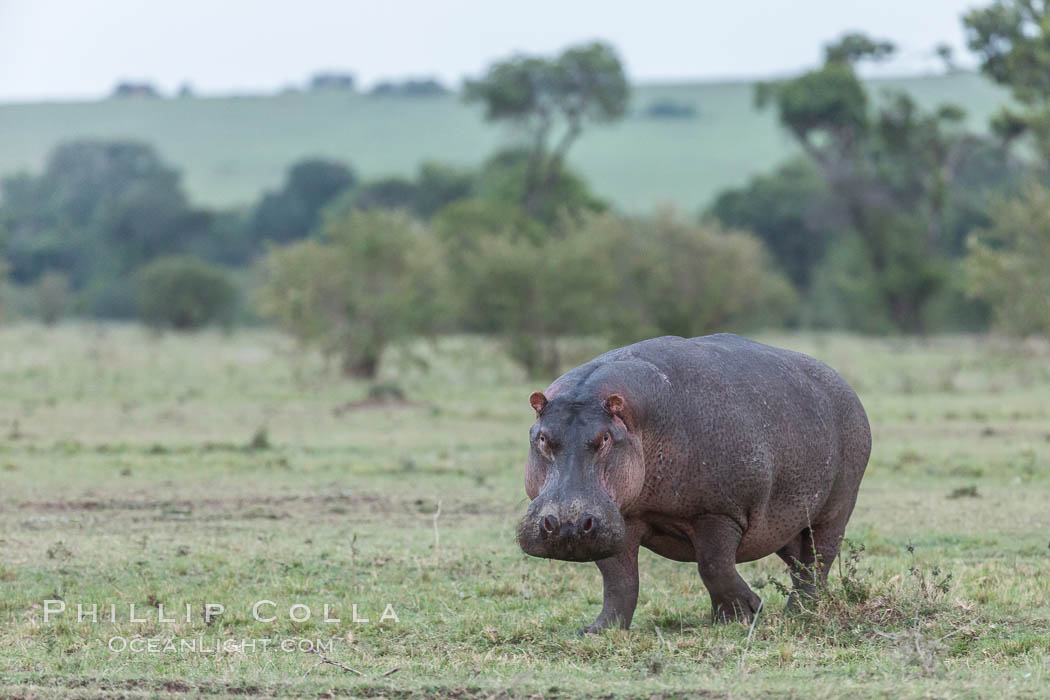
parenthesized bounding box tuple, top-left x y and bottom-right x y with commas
(1, 325, 1048, 698)
(0, 72, 1009, 213)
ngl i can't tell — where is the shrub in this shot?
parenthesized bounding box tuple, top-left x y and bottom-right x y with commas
(456, 227, 616, 377)
(452, 209, 795, 377)
(256, 209, 445, 378)
(644, 99, 698, 119)
(966, 182, 1050, 335)
(135, 256, 237, 330)
(571, 210, 797, 344)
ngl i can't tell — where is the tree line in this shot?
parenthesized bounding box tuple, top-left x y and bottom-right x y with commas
(2, 2, 1049, 376)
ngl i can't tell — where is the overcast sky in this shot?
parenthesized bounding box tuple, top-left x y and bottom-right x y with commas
(0, 0, 984, 102)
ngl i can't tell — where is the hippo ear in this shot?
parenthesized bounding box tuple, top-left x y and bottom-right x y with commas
(604, 394, 625, 417)
(529, 391, 548, 416)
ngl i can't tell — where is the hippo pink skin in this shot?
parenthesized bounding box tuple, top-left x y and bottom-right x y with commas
(517, 334, 871, 632)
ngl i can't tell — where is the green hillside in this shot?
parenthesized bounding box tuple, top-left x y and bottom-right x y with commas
(0, 72, 1008, 213)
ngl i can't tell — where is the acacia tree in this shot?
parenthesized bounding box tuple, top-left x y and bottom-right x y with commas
(961, 2, 1050, 334)
(755, 34, 979, 332)
(965, 0, 1050, 163)
(464, 42, 628, 218)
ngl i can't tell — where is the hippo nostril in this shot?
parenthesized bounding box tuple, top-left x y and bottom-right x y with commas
(580, 515, 595, 534)
(542, 515, 557, 534)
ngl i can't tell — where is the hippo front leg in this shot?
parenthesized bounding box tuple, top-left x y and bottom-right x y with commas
(694, 514, 762, 623)
(580, 520, 647, 634)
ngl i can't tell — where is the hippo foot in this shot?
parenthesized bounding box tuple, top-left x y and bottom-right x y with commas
(711, 592, 762, 624)
(579, 621, 625, 638)
(577, 616, 629, 635)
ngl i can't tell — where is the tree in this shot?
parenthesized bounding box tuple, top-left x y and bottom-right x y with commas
(111, 82, 159, 98)
(249, 158, 356, 245)
(0, 140, 214, 316)
(964, 1, 1050, 163)
(257, 209, 445, 378)
(322, 162, 475, 221)
(310, 72, 356, 91)
(935, 43, 958, 73)
(464, 42, 628, 218)
(413, 163, 475, 218)
(350, 177, 419, 212)
(823, 32, 895, 65)
(707, 158, 835, 289)
(755, 33, 982, 332)
(135, 256, 237, 330)
(369, 78, 449, 97)
(966, 182, 1050, 334)
(473, 148, 606, 227)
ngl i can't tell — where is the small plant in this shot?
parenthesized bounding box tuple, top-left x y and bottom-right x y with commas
(947, 485, 980, 499)
(248, 427, 270, 450)
(838, 539, 871, 603)
(908, 563, 954, 612)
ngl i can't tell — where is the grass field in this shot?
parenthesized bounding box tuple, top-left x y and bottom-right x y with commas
(0, 72, 1009, 213)
(0, 324, 1048, 697)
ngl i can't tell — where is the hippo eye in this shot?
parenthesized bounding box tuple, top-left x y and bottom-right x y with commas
(602, 432, 611, 445)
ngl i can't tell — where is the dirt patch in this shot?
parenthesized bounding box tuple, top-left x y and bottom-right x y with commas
(15, 492, 392, 515)
(11, 492, 513, 525)
(0, 677, 681, 699)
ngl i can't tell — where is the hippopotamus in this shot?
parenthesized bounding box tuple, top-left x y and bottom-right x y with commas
(518, 334, 871, 632)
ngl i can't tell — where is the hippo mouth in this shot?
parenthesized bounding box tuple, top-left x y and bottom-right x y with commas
(517, 501, 628, 562)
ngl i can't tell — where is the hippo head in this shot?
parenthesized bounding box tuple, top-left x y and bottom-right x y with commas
(517, 390, 645, 562)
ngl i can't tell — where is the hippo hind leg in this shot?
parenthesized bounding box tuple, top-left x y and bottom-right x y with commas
(776, 519, 847, 610)
(693, 514, 762, 623)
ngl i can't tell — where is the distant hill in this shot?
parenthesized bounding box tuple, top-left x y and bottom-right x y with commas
(0, 72, 1008, 213)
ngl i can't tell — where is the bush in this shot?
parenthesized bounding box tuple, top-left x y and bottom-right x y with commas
(452, 209, 795, 376)
(456, 226, 616, 377)
(571, 210, 797, 344)
(256, 209, 445, 378)
(966, 182, 1050, 335)
(644, 99, 698, 119)
(431, 198, 544, 283)
(135, 256, 237, 330)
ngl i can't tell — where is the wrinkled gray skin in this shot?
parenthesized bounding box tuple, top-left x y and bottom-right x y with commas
(518, 334, 871, 633)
